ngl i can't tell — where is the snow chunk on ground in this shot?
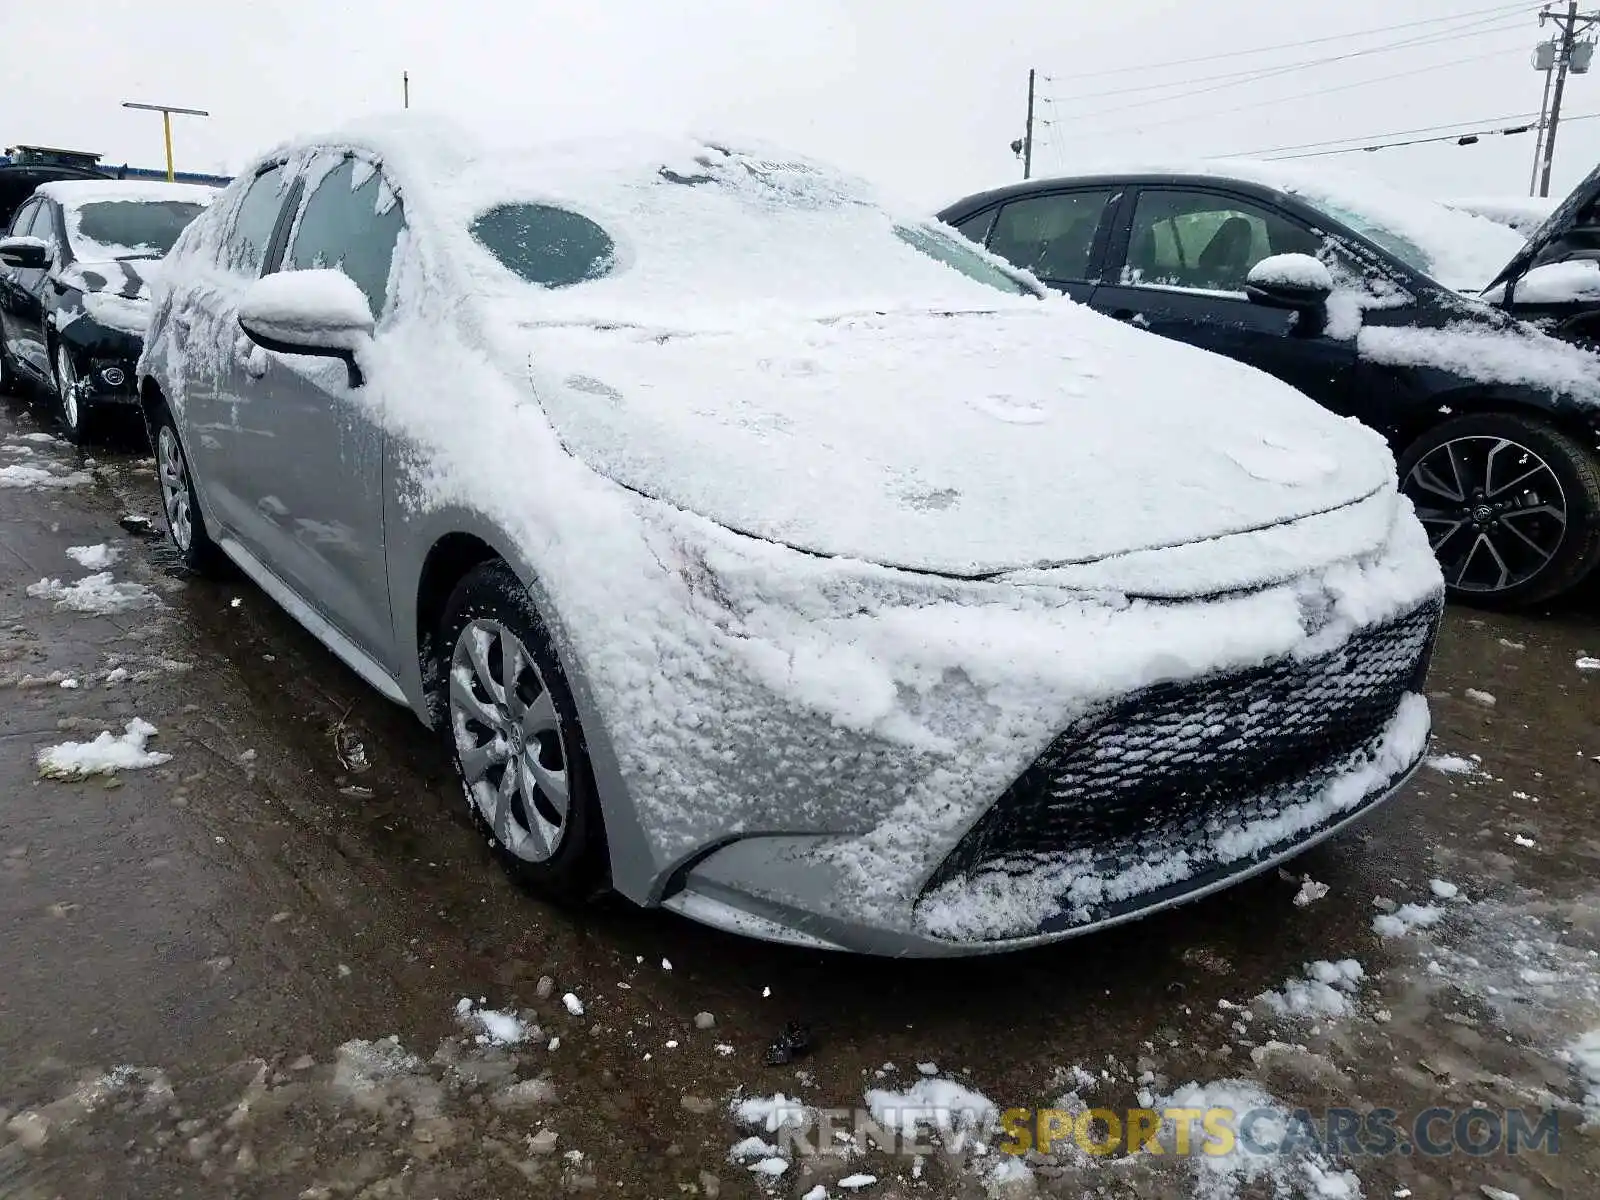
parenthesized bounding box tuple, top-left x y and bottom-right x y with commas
(749, 1157, 788, 1178)
(1373, 903, 1443, 938)
(1464, 688, 1496, 707)
(1429, 879, 1460, 900)
(1425, 753, 1479, 776)
(0, 464, 92, 489)
(65, 544, 119, 570)
(37, 719, 172, 778)
(27, 572, 157, 615)
(864, 1077, 997, 1142)
(1258, 959, 1365, 1018)
(837, 1175, 877, 1190)
(1293, 877, 1330, 907)
(728, 1135, 780, 1161)
(1152, 1078, 1363, 1200)
(1569, 1029, 1600, 1126)
(561, 991, 584, 1016)
(1578, 657, 1600, 672)
(733, 1092, 811, 1134)
(454, 998, 532, 1045)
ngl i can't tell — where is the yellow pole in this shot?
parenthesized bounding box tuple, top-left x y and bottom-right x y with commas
(162, 110, 174, 181)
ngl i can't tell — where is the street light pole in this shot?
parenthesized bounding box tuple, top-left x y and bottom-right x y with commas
(121, 101, 210, 181)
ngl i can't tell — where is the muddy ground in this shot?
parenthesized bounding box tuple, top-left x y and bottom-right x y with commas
(1, 394, 1597, 1200)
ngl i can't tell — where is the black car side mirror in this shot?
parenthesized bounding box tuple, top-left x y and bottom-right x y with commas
(0, 235, 50, 270)
(1245, 253, 1333, 311)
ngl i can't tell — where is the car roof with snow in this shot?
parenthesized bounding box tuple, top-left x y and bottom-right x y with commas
(35, 179, 218, 208)
(941, 159, 1528, 294)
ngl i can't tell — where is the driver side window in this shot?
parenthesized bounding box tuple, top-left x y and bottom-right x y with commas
(1123, 189, 1321, 294)
(280, 155, 406, 320)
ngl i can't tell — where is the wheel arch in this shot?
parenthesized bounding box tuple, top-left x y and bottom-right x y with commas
(1389, 383, 1600, 457)
(395, 514, 660, 902)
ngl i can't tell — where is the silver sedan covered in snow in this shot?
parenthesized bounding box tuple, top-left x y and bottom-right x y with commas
(137, 117, 1445, 955)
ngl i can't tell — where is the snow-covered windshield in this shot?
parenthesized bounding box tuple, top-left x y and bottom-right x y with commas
(70, 200, 206, 260)
(461, 141, 1036, 320)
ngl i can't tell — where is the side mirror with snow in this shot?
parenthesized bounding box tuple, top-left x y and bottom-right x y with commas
(1245, 254, 1333, 312)
(0, 235, 50, 270)
(238, 269, 375, 388)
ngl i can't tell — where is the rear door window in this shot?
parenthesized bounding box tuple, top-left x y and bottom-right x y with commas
(985, 191, 1115, 283)
(224, 164, 290, 275)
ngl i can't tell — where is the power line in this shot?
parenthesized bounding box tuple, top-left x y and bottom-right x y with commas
(1043, 1, 1540, 82)
(1215, 111, 1541, 158)
(1261, 118, 1562, 159)
(1066, 45, 1525, 142)
(1043, 10, 1532, 108)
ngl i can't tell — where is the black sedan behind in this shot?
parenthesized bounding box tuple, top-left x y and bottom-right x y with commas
(941, 165, 1600, 608)
(0, 180, 214, 442)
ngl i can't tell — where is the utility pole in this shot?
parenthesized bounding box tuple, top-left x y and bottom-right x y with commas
(1529, 54, 1555, 194)
(1023, 68, 1035, 179)
(404, 71, 410, 110)
(1536, 2, 1600, 197)
(121, 101, 210, 182)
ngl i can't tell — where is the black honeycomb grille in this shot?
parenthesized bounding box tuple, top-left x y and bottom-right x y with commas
(925, 599, 1441, 892)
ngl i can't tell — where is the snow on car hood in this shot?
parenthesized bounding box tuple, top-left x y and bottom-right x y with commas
(527, 302, 1395, 578)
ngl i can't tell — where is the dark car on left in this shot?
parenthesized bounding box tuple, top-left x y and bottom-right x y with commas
(0, 180, 215, 441)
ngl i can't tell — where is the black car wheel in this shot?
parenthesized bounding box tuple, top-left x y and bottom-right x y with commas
(436, 561, 610, 904)
(150, 397, 228, 576)
(1399, 413, 1600, 608)
(52, 342, 96, 445)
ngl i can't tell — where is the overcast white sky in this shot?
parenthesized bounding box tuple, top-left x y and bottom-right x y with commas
(8, 0, 1600, 206)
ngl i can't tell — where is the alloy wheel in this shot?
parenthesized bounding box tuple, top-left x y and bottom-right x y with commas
(157, 425, 194, 552)
(1403, 435, 1568, 593)
(449, 618, 570, 863)
(55, 346, 79, 429)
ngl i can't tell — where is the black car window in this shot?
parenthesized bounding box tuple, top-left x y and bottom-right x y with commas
(1124, 189, 1321, 293)
(985, 191, 1114, 282)
(951, 209, 997, 246)
(471, 203, 616, 288)
(8, 199, 38, 238)
(283, 156, 405, 318)
(224, 164, 289, 275)
(27, 203, 59, 256)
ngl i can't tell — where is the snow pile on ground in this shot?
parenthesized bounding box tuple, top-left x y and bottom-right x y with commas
(1578, 656, 1600, 672)
(1424, 753, 1480, 776)
(454, 997, 535, 1046)
(65, 544, 119, 570)
(1293, 876, 1330, 906)
(1152, 1079, 1363, 1200)
(1569, 1030, 1600, 1126)
(864, 1076, 998, 1145)
(27, 572, 157, 614)
(37, 718, 172, 778)
(1372, 903, 1443, 938)
(0, 464, 92, 489)
(1258, 959, 1365, 1019)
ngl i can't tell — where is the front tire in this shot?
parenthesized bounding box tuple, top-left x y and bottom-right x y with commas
(1398, 412, 1600, 608)
(53, 342, 97, 445)
(436, 561, 609, 903)
(151, 398, 229, 576)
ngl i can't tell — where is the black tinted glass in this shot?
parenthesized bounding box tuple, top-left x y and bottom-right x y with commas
(73, 201, 205, 258)
(987, 191, 1114, 282)
(471, 204, 616, 288)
